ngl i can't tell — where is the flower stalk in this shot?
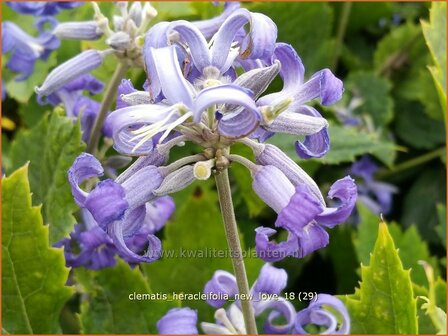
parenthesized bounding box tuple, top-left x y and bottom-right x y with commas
(87, 62, 128, 154)
(214, 169, 258, 334)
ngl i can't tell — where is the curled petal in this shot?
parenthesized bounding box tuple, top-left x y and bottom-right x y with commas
(157, 308, 198, 335)
(274, 43, 305, 90)
(116, 79, 137, 109)
(106, 104, 178, 155)
(193, 2, 241, 39)
(211, 9, 277, 71)
(275, 184, 324, 236)
(150, 46, 195, 106)
(252, 264, 287, 298)
(294, 222, 330, 258)
(84, 180, 128, 228)
(169, 21, 211, 71)
(110, 219, 161, 263)
(68, 153, 104, 206)
(255, 227, 298, 262)
(36, 49, 106, 96)
(295, 106, 330, 159)
(295, 69, 343, 106)
(203, 270, 238, 308)
(295, 294, 350, 334)
(316, 176, 357, 228)
(218, 108, 260, 139)
(193, 84, 255, 121)
(258, 298, 296, 334)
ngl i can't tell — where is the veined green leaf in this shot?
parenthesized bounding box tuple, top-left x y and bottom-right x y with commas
(2, 165, 73, 334)
(10, 110, 85, 244)
(355, 204, 439, 287)
(76, 260, 176, 334)
(421, 2, 447, 116)
(345, 220, 418, 333)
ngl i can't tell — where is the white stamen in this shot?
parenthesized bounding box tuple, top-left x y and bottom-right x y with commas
(214, 309, 238, 334)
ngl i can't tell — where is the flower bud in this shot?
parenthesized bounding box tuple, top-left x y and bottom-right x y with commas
(53, 21, 102, 40)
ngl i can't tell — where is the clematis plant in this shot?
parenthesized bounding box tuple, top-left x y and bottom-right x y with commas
(157, 263, 350, 334)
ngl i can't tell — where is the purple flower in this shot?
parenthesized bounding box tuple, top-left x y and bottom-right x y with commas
(43, 74, 104, 141)
(54, 209, 117, 270)
(350, 156, 397, 215)
(157, 264, 351, 334)
(295, 294, 350, 334)
(251, 165, 356, 261)
(2, 21, 60, 80)
(254, 43, 344, 158)
(7, 2, 83, 16)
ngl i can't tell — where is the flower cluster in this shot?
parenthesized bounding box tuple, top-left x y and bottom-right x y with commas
(58, 3, 357, 267)
(157, 263, 350, 334)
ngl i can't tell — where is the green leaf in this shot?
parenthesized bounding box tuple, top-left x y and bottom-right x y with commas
(395, 99, 445, 149)
(346, 71, 394, 127)
(10, 110, 86, 244)
(2, 165, 73, 334)
(401, 168, 446, 243)
(421, 2, 447, 115)
(435, 204, 446, 248)
(76, 260, 176, 334)
(344, 2, 393, 33)
(344, 221, 418, 334)
(355, 204, 439, 287)
(142, 183, 263, 321)
(268, 122, 397, 167)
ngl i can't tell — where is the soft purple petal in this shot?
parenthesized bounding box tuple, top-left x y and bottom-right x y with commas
(68, 153, 104, 206)
(350, 156, 378, 182)
(53, 21, 102, 40)
(110, 219, 162, 263)
(252, 165, 295, 213)
(316, 176, 357, 228)
(295, 294, 350, 334)
(252, 263, 288, 298)
(193, 2, 241, 39)
(258, 298, 296, 334)
(150, 46, 195, 106)
(169, 21, 211, 71)
(255, 227, 299, 262)
(106, 104, 178, 155)
(116, 153, 168, 184)
(264, 111, 328, 136)
(255, 144, 325, 204)
(193, 84, 261, 137)
(211, 9, 277, 71)
(121, 166, 164, 208)
(203, 270, 238, 308)
(143, 196, 175, 234)
(84, 179, 128, 228)
(275, 184, 324, 236)
(36, 49, 105, 96)
(294, 222, 330, 258)
(63, 74, 104, 95)
(295, 69, 343, 106)
(157, 308, 198, 334)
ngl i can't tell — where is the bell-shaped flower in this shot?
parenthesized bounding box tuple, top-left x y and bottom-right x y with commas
(252, 165, 357, 261)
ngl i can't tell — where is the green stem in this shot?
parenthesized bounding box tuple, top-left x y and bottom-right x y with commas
(376, 147, 445, 178)
(330, 2, 352, 71)
(87, 62, 128, 154)
(214, 169, 258, 334)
